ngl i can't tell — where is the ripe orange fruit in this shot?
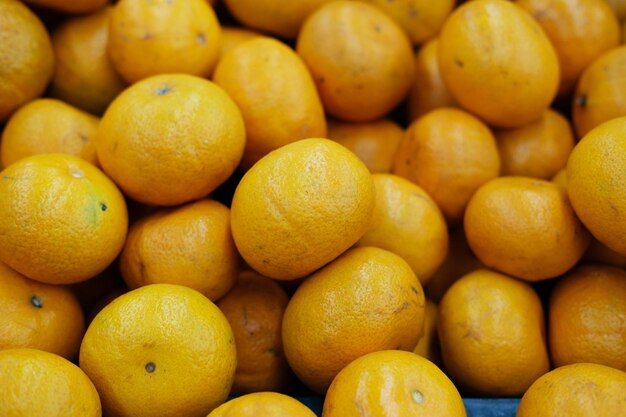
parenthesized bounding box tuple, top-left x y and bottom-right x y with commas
(108, 0, 221, 83)
(549, 265, 626, 371)
(407, 38, 457, 121)
(1, 98, 99, 168)
(230, 138, 374, 280)
(282, 247, 425, 394)
(50, 7, 127, 115)
(573, 46, 626, 138)
(359, 0, 455, 45)
(80, 284, 236, 417)
(223, 0, 332, 39)
(516, 0, 619, 95)
(0, 0, 54, 122)
(216, 270, 291, 394)
(567, 116, 626, 255)
(120, 199, 238, 301)
(24, 0, 107, 13)
(413, 298, 440, 364)
(392, 108, 500, 223)
(208, 392, 317, 417)
(296, 1, 414, 121)
(357, 173, 449, 286)
(0, 348, 101, 417)
(96, 73, 245, 206)
(495, 109, 575, 179)
(0, 261, 84, 359)
(326, 118, 403, 173)
(438, 269, 550, 396)
(0, 154, 128, 284)
(323, 350, 465, 417)
(517, 363, 626, 417)
(551, 168, 568, 189)
(464, 177, 590, 281)
(216, 26, 263, 67)
(438, 0, 559, 128)
(213, 37, 327, 169)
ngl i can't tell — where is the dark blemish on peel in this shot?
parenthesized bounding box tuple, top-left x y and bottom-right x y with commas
(79, 134, 89, 143)
(143, 33, 154, 41)
(2, 176, 11, 180)
(155, 86, 171, 96)
(100, 203, 108, 212)
(31, 295, 43, 308)
(411, 286, 419, 295)
(454, 57, 464, 68)
(196, 33, 206, 45)
(145, 362, 156, 373)
(374, 24, 382, 33)
(575, 95, 587, 108)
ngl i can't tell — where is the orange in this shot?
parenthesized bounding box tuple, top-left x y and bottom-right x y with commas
(50, 7, 127, 115)
(296, 1, 414, 122)
(551, 168, 568, 189)
(464, 177, 590, 281)
(438, 269, 550, 396)
(549, 265, 626, 371)
(80, 284, 236, 417)
(230, 138, 374, 280)
(217, 271, 291, 394)
(357, 173, 449, 286)
(407, 38, 457, 121)
(216, 26, 263, 66)
(0, 261, 84, 359)
(516, 0, 619, 95)
(282, 246, 425, 394)
(495, 109, 575, 179)
(0, 348, 101, 417)
(96, 73, 245, 206)
(1, 98, 99, 168)
(223, 0, 332, 39)
(323, 350, 465, 417)
(358, 0, 455, 45)
(326, 118, 403, 173)
(213, 37, 327, 169)
(567, 116, 626, 255)
(573, 46, 626, 138)
(0, 154, 128, 284)
(517, 363, 626, 417)
(120, 199, 238, 301)
(438, 0, 559, 128)
(392, 108, 500, 223)
(0, 0, 54, 122)
(108, 0, 221, 83)
(208, 392, 317, 417)
(413, 298, 440, 364)
(24, 0, 107, 13)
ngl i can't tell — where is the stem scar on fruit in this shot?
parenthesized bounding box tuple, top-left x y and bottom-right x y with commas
(145, 362, 156, 373)
(30, 295, 43, 308)
(575, 95, 587, 108)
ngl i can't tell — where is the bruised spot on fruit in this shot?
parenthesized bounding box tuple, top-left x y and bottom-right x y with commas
(155, 86, 171, 96)
(575, 95, 587, 108)
(79, 134, 89, 143)
(196, 33, 206, 45)
(145, 362, 156, 373)
(411, 286, 419, 295)
(30, 295, 43, 308)
(454, 57, 464, 68)
(100, 203, 108, 212)
(143, 33, 154, 41)
(412, 389, 424, 404)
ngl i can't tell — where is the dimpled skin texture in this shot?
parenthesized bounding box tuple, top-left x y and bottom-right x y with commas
(567, 120, 626, 258)
(296, 1, 415, 122)
(282, 247, 425, 394)
(323, 350, 466, 417)
(438, 0, 559, 128)
(0, 262, 84, 359)
(0, 0, 54, 122)
(549, 265, 626, 371)
(438, 269, 550, 396)
(516, 363, 626, 417)
(464, 177, 590, 281)
(96, 73, 245, 207)
(79, 284, 236, 417)
(0, 154, 128, 284)
(230, 138, 374, 280)
(208, 392, 317, 417)
(0, 348, 101, 417)
(120, 199, 238, 301)
(213, 37, 327, 169)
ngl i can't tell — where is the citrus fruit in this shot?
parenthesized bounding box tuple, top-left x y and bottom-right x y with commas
(413, 298, 440, 364)
(215, 26, 263, 67)
(0, 261, 84, 359)
(323, 350, 466, 417)
(0, 348, 101, 417)
(282, 246, 425, 394)
(230, 138, 374, 280)
(438, 269, 550, 396)
(208, 392, 317, 417)
(216, 270, 291, 394)
(0, 154, 128, 284)
(120, 199, 238, 301)
(464, 177, 590, 281)
(96, 73, 245, 206)
(80, 284, 236, 417)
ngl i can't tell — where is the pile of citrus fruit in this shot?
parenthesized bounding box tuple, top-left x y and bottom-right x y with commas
(1, 0, 626, 416)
